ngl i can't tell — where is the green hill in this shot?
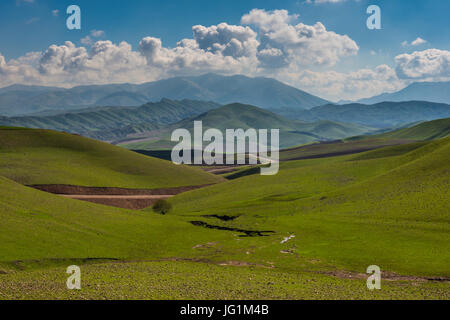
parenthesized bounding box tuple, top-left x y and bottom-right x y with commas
(378, 117, 450, 140)
(0, 99, 220, 142)
(167, 136, 450, 276)
(0, 127, 221, 188)
(0, 134, 448, 299)
(119, 103, 373, 150)
(0, 174, 230, 263)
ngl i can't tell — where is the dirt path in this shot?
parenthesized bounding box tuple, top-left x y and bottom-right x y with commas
(30, 184, 210, 210)
(60, 195, 174, 200)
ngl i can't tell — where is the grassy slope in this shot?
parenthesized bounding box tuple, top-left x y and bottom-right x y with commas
(0, 175, 230, 262)
(0, 138, 448, 299)
(167, 137, 450, 276)
(120, 103, 373, 150)
(378, 117, 450, 140)
(0, 127, 221, 188)
(279, 139, 416, 161)
(2, 261, 448, 300)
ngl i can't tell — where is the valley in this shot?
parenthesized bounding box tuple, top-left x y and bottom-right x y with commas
(0, 74, 449, 301)
(0, 116, 449, 300)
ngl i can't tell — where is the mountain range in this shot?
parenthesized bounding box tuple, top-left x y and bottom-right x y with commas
(0, 74, 328, 116)
(294, 101, 450, 128)
(117, 103, 374, 150)
(2, 99, 449, 143)
(355, 82, 450, 105)
(0, 99, 219, 141)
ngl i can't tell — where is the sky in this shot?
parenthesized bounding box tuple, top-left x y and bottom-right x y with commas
(0, 0, 449, 101)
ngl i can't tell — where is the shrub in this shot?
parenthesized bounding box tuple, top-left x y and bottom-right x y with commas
(152, 199, 172, 215)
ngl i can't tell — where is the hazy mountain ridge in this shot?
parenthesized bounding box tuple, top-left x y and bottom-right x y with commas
(295, 101, 450, 128)
(355, 82, 450, 105)
(0, 99, 220, 141)
(0, 74, 328, 116)
(118, 103, 374, 150)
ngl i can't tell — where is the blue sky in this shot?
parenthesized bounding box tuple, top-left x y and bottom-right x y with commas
(0, 0, 449, 101)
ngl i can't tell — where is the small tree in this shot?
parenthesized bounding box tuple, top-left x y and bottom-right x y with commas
(153, 199, 172, 215)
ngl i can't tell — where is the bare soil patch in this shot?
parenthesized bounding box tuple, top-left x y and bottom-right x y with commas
(29, 184, 210, 195)
(29, 184, 211, 209)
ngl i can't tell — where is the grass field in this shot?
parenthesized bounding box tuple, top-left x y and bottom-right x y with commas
(377, 117, 450, 140)
(1, 261, 448, 300)
(0, 127, 221, 188)
(0, 126, 448, 300)
(166, 137, 450, 277)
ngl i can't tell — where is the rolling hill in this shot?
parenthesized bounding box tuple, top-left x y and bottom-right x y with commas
(167, 136, 450, 277)
(357, 81, 450, 105)
(0, 99, 220, 141)
(0, 126, 221, 188)
(118, 103, 374, 150)
(0, 74, 328, 116)
(0, 127, 448, 299)
(296, 101, 450, 128)
(376, 117, 450, 140)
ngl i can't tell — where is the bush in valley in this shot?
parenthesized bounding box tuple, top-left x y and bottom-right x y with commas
(153, 199, 172, 215)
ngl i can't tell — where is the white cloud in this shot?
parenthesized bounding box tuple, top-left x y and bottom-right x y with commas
(91, 30, 105, 37)
(411, 37, 427, 46)
(1, 8, 447, 101)
(52, 9, 59, 17)
(402, 37, 428, 47)
(288, 64, 404, 101)
(80, 30, 106, 46)
(242, 9, 359, 68)
(395, 49, 450, 80)
(1, 9, 359, 90)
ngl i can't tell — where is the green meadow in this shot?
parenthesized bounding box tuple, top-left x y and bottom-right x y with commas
(0, 122, 449, 300)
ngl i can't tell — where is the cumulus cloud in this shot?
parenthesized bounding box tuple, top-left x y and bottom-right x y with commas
(242, 9, 359, 68)
(411, 37, 427, 46)
(2, 8, 447, 101)
(0, 9, 361, 89)
(192, 23, 259, 58)
(289, 64, 404, 101)
(81, 30, 106, 46)
(395, 49, 450, 80)
(402, 37, 428, 47)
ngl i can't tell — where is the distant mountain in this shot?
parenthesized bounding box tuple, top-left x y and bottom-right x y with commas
(296, 101, 450, 128)
(0, 99, 220, 141)
(0, 74, 328, 116)
(118, 103, 373, 150)
(356, 82, 450, 105)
